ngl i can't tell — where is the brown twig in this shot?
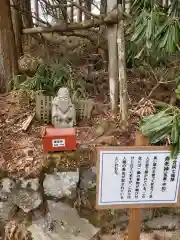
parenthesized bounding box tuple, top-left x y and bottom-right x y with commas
(10, 1, 50, 26)
(22, 113, 35, 132)
(50, 2, 100, 19)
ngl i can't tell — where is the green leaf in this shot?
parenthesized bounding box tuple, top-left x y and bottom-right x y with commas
(175, 74, 180, 83)
(159, 30, 169, 48)
(146, 18, 152, 40)
(142, 114, 155, 122)
(171, 117, 179, 144)
(142, 110, 167, 125)
(171, 138, 180, 159)
(176, 86, 180, 99)
(131, 23, 146, 43)
(140, 115, 173, 136)
(154, 22, 168, 39)
(134, 47, 145, 59)
(149, 126, 171, 144)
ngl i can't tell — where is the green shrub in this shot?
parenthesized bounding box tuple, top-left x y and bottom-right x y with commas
(19, 62, 87, 98)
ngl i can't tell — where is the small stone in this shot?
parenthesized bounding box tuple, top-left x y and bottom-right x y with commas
(0, 178, 15, 200)
(43, 171, 79, 199)
(80, 168, 96, 190)
(100, 234, 117, 240)
(0, 201, 17, 222)
(145, 215, 180, 230)
(153, 232, 170, 240)
(19, 178, 40, 191)
(12, 189, 42, 213)
(28, 200, 99, 240)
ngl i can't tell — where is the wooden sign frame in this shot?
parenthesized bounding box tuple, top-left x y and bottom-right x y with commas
(96, 146, 180, 210)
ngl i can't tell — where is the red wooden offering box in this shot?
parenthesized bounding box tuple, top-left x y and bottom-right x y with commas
(42, 127, 77, 152)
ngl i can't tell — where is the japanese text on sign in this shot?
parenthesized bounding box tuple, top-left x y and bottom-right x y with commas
(52, 139, 65, 147)
(98, 150, 180, 206)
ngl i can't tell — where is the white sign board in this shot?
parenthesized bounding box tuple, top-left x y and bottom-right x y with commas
(97, 149, 180, 208)
(52, 139, 66, 147)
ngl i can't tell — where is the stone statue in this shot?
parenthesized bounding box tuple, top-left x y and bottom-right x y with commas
(52, 87, 76, 128)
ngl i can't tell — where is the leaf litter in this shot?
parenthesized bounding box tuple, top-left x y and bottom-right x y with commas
(0, 92, 135, 178)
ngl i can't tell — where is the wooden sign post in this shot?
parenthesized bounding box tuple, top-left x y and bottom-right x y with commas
(128, 132, 149, 240)
(96, 132, 180, 240)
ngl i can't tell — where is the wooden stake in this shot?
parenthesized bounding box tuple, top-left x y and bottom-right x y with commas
(128, 131, 149, 240)
(22, 112, 35, 132)
(128, 208, 141, 240)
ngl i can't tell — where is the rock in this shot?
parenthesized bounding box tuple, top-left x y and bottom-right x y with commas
(18, 54, 43, 76)
(80, 168, 96, 190)
(18, 178, 40, 191)
(94, 135, 117, 145)
(94, 121, 109, 138)
(171, 231, 180, 240)
(141, 209, 155, 221)
(152, 230, 180, 240)
(0, 201, 17, 222)
(145, 215, 180, 230)
(43, 171, 79, 199)
(100, 234, 117, 240)
(10, 177, 42, 213)
(12, 189, 42, 213)
(153, 231, 171, 240)
(0, 178, 15, 200)
(28, 200, 99, 240)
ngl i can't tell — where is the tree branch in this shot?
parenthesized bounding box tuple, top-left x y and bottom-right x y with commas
(50, 2, 100, 19)
(41, 0, 99, 19)
(23, 9, 124, 34)
(10, 1, 49, 26)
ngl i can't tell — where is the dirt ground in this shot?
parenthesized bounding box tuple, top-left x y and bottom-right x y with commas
(0, 90, 137, 178)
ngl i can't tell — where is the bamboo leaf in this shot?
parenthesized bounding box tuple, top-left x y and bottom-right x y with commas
(171, 138, 180, 159)
(171, 117, 179, 144)
(140, 116, 173, 136)
(149, 126, 171, 144)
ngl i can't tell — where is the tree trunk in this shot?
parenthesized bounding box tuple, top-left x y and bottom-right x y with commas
(20, 0, 33, 47)
(68, 0, 74, 22)
(163, 0, 169, 7)
(100, 0, 107, 14)
(0, 0, 18, 92)
(107, 0, 118, 114)
(117, 5, 128, 123)
(84, 0, 91, 20)
(10, 0, 23, 58)
(70, 3, 74, 22)
(20, 0, 33, 28)
(34, 0, 39, 24)
(76, 0, 82, 22)
(60, 0, 68, 21)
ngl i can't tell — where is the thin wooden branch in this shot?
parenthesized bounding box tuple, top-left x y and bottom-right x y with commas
(10, 2, 49, 26)
(23, 9, 124, 34)
(50, 2, 99, 19)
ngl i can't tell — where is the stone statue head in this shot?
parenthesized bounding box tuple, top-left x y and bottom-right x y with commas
(57, 87, 70, 100)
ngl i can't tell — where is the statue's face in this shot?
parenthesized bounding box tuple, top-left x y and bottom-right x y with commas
(57, 87, 70, 98)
